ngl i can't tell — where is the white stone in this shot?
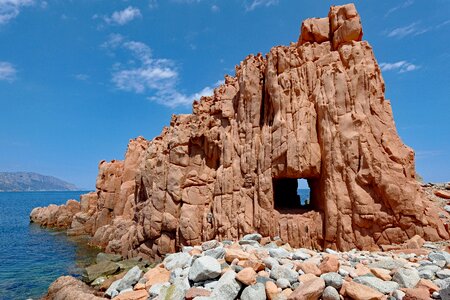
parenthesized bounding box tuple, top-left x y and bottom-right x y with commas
(188, 256, 221, 282)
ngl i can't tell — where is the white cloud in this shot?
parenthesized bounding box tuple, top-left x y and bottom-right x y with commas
(0, 61, 17, 82)
(0, 0, 34, 25)
(386, 22, 429, 38)
(379, 61, 419, 73)
(171, 0, 202, 3)
(436, 19, 450, 29)
(211, 4, 219, 12)
(148, 0, 158, 9)
(385, 0, 413, 17)
(150, 80, 224, 107)
(103, 6, 141, 26)
(101, 33, 125, 49)
(245, 0, 279, 11)
(103, 35, 222, 108)
(415, 150, 442, 159)
(74, 73, 89, 81)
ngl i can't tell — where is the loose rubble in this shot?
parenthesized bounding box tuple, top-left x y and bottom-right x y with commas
(43, 234, 450, 299)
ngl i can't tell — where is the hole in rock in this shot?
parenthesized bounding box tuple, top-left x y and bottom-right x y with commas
(273, 178, 315, 211)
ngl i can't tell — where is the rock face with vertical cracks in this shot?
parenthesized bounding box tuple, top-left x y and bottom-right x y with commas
(30, 4, 449, 259)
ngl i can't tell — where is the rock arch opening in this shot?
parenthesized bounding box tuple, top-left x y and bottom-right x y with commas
(273, 177, 317, 211)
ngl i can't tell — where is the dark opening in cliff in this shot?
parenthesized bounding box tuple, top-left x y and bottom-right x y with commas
(273, 178, 315, 211)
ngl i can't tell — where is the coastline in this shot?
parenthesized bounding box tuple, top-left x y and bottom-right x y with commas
(18, 3, 450, 299)
(39, 232, 450, 300)
(29, 184, 450, 299)
(0, 191, 100, 299)
(0, 190, 93, 193)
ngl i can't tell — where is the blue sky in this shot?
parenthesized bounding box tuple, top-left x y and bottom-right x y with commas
(0, 0, 449, 189)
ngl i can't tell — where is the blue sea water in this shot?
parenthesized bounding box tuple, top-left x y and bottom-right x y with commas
(0, 189, 311, 299)
(298, 189, 310, 205)
(0, 191, 100, 300)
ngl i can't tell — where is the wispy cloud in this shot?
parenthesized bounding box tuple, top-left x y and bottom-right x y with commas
(101, 33, 125, 49)
(0, 0, 34, 25)
(211, 5, 219, 12)
(385, 19, 450, 39)
(148, 0, 158, 9)
(415, 150, 442, 159)
(103, 34, 221, 108)
(74, 73, 89, 81)
(385, 0, 414, 17)
(0, 61, 17, 82)
(95, 6, 141, 26)
(244, 0, 279, 11)
(171, 0, 202, 3)
(436, 19, 450, 29)
(386, 22, 429, 38)
(379, 61, 419, 73)
(148, 84, 219, 108)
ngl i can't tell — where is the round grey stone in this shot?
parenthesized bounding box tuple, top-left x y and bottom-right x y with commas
(430, 251, 450, 265)
(433, 278, 450, 289)
(440, 286, 450, 300)
(263, 257, 279, 269)
(292, 250, 311, 260)
(202, 240, 220, 251)
(204, 246, 226, 259)
(419, 269, 435, 280)
(239, 240, 261, 247)
(322, 286, 340, 300)
(392, 289, 405, 300)
(269, 248, 292, 259)
(270, 265, 298, 284)
(241, 283, 266, 300)
(392, 268, 420, 288)
(437, 269, 450, 279)
(164, 252, 192, 271)
(369, 259, 405, 270)
(241, 233, 263, 242)
(276, 278, 291, 289)
(353, 275, 399, 294)
(256, 276, 274, 285)
(320, 272, 343, 289)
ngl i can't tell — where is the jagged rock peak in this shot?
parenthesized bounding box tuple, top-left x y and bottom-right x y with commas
(299, 3, 363, 49)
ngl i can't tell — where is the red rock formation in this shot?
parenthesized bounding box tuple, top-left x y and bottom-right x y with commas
(42, 276, 104, 300)
(30, 4, 449, 259)
(30, 199, 80, 228)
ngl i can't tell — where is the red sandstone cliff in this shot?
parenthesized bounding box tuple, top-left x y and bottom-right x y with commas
(30, 3, 450, 260)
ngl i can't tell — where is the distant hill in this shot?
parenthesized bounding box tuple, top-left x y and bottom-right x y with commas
(0, 172, 79, 192)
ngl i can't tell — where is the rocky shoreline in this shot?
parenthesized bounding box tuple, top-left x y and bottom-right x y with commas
(33, 182, 450, 300)
(27, 2, 450, 298)
(41, 233, 450, 300)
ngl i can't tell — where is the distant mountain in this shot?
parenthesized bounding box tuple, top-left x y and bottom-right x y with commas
(0, 172, 79, 192)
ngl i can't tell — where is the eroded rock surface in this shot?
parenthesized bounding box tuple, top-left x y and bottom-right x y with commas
(42, 276, 104, 300)
(30, 3, 449, 260)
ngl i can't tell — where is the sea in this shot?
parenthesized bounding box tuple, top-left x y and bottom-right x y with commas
(0, 189, 311, 299)
(0, 191, 100, 300)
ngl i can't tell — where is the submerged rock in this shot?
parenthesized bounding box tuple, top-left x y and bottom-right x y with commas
(83, 261, 119, 283)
